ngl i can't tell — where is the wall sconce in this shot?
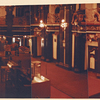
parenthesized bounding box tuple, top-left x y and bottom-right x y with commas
(61, 19, 67, 65)
(3, 36, 6, 40)
(74, 21, 78, 26)
(41, 38, 44, 41)
(89, 39, 92, 42)
(39, 20, 45, 28)
(61, 19, 67, 29)
(7, 61, 13, 68)
(41, 38, 44, 47)
(24, 35, 27, 38)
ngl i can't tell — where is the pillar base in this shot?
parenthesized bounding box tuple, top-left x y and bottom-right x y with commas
(46, 59, 50, 62)
(56, 62, 59, 66)
(74, 68, 81, 73)
(41, 56, 45, 61)
(56, 62, 71, 70)
(63, 64, 71, 70)
(97, 73, 100, 79)
(58, 62, 64, 67)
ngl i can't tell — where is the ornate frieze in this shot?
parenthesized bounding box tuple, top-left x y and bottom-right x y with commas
(72, 24, 100, 31)
(71, 4, 100, 32)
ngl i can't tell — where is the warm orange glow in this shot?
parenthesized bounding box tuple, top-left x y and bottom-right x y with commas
(24, 35, 26, 38)
(41, 75, 45, 80)
(39, 20, 44, 28)
(89, 39, 92, 42)
(40, 20, 43, 23)
(39, 23, 44, 28)
(61, 23, 67, 28)
(37, 64, 41, 67)
(7, 63, 12, 68)
(3, 36, 6, 40)
(41, 38, 44, 41)
(41, 38, 44, 47)
(34, 77, 43, 82)
(62, 19, 65, 23)
(33, 75, 46, 83)
(12, 37, 15, 43)
(61, 19, 67, 28)
(74, 22, 78, 25)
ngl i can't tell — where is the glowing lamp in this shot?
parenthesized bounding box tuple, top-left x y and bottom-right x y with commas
(7, 63, 12, 68)
(34, 77, 42, 82)
(61, 19, 67, 28)
(41, 38, 44, 41)
(3, 36, 6, 40)
(62, 19, 65, 23)
(39, 20, 44, 28)
(89, 39, 92, 42)
(24, 35, 26, 38)
(41, 75, 45, 80)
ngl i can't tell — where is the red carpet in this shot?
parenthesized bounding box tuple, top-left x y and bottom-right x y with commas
(51, 86, 71, 98)
(88, 71, 100, 97)
(0, 51, 100, 98)
(0, 52, 72, 98)
(31, 57, 88, 98)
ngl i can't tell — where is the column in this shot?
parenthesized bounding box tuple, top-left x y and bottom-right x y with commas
(32, 37, 37, 57)
(74, 33, 86, 72)
(6, 6, 14, 44)
(65, 5, 72, 69)
(59, 6, 64, 65)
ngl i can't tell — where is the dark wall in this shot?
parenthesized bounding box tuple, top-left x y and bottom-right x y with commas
(74, 34, 86, 71)
(46, 32, 53, 61)
(59, 29, 64, 63)
(65, 5, 72, 67)
(32, 37, 37, 57)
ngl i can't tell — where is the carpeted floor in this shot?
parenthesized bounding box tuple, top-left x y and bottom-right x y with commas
(31, 57, 88, 98)
(50, 86, 71, 98)
(0, 52, 71, 98)
(88, 71, 100, 97)
(0, 51, 100, 98)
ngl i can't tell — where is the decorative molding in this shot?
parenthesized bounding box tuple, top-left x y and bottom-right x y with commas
(72, 30, 100, 33)
(46, 29, 59, 32)
(31, 24, 60, 27)
(0, 30, 7, 32)
(12, 30, 30, 32)
(12, 25, 30, 27)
